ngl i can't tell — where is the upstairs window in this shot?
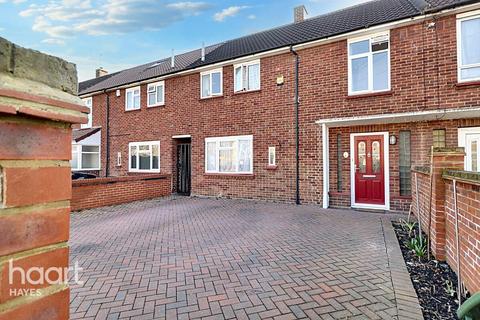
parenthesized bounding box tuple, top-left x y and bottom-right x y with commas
(147, 81, 165, 107)
(205, 135, 253, 174)
(126, 86, 141, 111)
(201, 69, 222, 98)
(234, 60, 260, 92)
(348, 33, 390, 95)
(129, 141, 160, 173)
(81, 97, 92, 129)
(457, 12, 480, 82)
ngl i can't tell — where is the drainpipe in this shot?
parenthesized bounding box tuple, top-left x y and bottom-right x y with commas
(290, 46, 300, 205)
(104, 89, 110, 177)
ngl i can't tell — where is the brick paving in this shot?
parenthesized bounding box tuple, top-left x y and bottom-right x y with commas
(69, 197, 423, 319)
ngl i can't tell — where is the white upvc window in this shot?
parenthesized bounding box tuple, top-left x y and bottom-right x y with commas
(129, 141, 160, 173)
(125, 86, 141, 111)
(348, 32, 390, 95)
(234, 60, 260, 92)
(268, 146, 276, 166)
(205, 135, 253, 174)
(200, 68, 223, 98)
(71, 144, 100, 171)
(458, 127, 480, 172)
(81, 97, 92, 129)
(457, 11, 480, 83)
(147, 81, 165, 107)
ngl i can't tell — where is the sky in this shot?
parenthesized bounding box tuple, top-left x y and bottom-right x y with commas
(0, 0, 369, 82)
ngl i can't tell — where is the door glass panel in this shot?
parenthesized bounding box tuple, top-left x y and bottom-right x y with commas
(358, 141, 366, 173)
(471, 140, 478, 172)
(372, 141, 381, 174)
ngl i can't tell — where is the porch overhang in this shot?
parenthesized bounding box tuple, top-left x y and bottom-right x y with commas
(316, 107, 480, 210)
(315, 107, 480, 128)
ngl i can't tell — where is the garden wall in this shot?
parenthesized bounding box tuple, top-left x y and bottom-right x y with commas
(411, 148, 480, 294)
(71, 174, 171, 211)
(443, 172, 480, 293)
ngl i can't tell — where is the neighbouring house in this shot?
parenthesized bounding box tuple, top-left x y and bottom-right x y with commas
(77, 0, 480, 212)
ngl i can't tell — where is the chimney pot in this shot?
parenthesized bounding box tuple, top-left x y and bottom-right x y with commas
(95, 67, 108, 78)
(294, 5, 307, 23)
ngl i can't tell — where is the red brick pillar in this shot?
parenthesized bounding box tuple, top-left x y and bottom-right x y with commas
(429, 148, 465, 260)
(0, 38, 88, 319)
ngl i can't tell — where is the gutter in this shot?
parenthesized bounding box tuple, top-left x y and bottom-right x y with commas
(290, 46, 300, 205)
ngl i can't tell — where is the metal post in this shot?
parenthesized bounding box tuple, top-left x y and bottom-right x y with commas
(415, 172, 422, 241)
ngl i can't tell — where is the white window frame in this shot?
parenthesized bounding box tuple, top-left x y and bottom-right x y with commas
(125, 86, 141, 111)
(347, 31, 391, 96)
(234, 60, 261, 93)
(268, 146, 276, 166)
(128, 141, 160, 173)
(458, 127, 480, 171)
(81, 97, 92, 129)
(457, 10, 480, 83)
(71, 144, 101, 171)
(205, 135, 253, 174)
(200, 68, 223, 99)
(147, 81, 165, 107)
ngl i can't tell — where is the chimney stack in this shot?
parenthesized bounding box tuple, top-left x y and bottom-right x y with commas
(294, 5, 307, 23)
(95, 67, 108, 78)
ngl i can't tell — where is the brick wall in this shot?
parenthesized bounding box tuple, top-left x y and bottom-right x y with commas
(444, 175, 480, 294)
(411, 149, 480, 294)
(71, 175, 171, 211)
(86, 13, 480, 206)
(0, 38, 88, 319)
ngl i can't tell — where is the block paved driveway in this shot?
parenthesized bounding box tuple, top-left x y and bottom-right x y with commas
(70, 197, 422, 320)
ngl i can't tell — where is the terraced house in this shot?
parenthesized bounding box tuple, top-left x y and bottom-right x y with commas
(77, 0, 480, 212)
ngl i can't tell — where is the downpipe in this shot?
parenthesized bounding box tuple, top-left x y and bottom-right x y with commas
(290, 46, 300, 205)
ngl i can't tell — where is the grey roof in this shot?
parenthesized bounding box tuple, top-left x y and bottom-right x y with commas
(79, 0, 476, 96)
(72, 127, 101, 142)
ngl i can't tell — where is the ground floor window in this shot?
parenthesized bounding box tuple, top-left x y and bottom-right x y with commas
(399, 131, 411, 196)
(459, 127, 480, 172)
(205, 135, 253, 174)
(432, 129, 446, 148)
(71, 144, 100, 170)
(129, 141, 160, 173)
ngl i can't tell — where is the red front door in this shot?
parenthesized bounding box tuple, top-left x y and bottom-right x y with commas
(354, 135, 385, 206)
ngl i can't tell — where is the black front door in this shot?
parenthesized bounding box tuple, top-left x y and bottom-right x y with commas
(177, 143, 191, 195)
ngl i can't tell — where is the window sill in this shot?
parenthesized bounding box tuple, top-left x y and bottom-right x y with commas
(199, 95, 223, 101)
(125, 108, 141, 112)
(266, 165, 277, 170)
(204, 173, 255, 179)
(128, 170, 161, 174)
(456, 80, 480, 89)
(233, 89, 261, 96)
(346, 90, 393, 99)
(147, 104, 165, 108)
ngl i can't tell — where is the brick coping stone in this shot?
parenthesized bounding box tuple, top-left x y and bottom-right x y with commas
(382, 218, 425, 320)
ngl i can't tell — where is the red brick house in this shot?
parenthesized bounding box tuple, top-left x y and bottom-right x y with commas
(77, 0, 480, 212)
